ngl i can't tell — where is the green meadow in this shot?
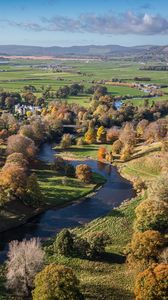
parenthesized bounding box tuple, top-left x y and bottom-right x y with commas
(0, 59, 168, 107)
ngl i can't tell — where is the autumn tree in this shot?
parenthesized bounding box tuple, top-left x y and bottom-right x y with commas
(19, 124, 35, 140)
(7, 134, 36, 160)
(33, 264, 84, 300)
(119, 122, 136, 146)
(106, 127, 120, 143)
(112, 139, 123, 155)
(149, 174, 168, 204)
(84, 126, 96, 144)
(60, 133, 72, 149)
(0, 163, 27, 198)
(134, 199, 168, 233)
(98, 147, 106, 161)
(136, 119, 149, 137)
(120, 144, 133, 161)
(97, 126, 106, 143)
(76, 164, 92, 183)
(134, 263, 168, 300)
(25, 173, 43, 207)
(6, 152, 28, 170)
(6, 239, 44, 297)
(127, 230, 164, 268)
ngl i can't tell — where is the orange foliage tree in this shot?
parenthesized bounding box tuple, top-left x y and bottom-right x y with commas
(134, 263, 168, 300)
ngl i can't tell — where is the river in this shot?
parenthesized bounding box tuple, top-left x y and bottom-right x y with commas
(0, 143, 135, 262)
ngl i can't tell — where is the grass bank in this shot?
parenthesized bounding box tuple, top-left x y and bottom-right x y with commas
(46, 196, 143, 300)
(0, 163, 105, 233)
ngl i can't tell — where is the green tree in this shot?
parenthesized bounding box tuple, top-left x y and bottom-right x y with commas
(33, 264, 84, 300)
(54, 229, 74, 256)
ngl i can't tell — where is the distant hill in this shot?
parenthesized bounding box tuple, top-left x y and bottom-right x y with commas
(0, 44, 167, 58)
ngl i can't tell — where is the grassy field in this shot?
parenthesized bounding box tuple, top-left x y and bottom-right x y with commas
(46, 196, 143, 300)
(56, 144, 112, 160)
(0, 59, 168, 107)
(35, 166, 105, 206)
(0, 164, 105, 233)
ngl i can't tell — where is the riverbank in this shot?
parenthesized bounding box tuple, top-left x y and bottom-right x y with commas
(45, 195, 143, 300)
(0, 163, 106, 234)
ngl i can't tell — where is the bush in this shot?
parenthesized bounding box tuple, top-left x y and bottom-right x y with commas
(134, 199, 168, 233)
(134, 264, 168, 300)
(33, 264, 84, 300)
(54, 229, 74, 256)
(76, 164, 92, 183)
(6, 238, 44, 297)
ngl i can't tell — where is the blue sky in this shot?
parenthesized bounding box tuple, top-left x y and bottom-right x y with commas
(0, 0, 168, 46)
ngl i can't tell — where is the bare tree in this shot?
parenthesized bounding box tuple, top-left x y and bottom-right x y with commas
(6, 238, 44, 297)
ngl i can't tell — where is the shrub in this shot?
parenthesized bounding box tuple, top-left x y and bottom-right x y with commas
(6, 238, 44, 297)
(134, 264, 168, 300)
(33, 264, 84, 300)
(76, 164, 92, 183)
(54, 229, 74, 256)
(134, 199, 168, 233)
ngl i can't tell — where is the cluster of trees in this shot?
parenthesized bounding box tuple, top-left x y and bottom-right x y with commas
(0, 133, 43, 207)
(54, 228, 111, 260)
(56, 83, 84, 98)
(96, 119, 168, 163)
(5, 238, 84, 299)
(52, 156, 93, 184)
(126, 174, 168, 299)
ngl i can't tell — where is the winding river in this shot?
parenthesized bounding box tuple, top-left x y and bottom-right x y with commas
(0, 143, 135, 262)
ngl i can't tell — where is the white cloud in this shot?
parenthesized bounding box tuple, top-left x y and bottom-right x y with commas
(1, 11, 168, 35)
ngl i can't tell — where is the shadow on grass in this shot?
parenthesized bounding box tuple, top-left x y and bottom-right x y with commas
(83, 282, 134, 300)
(98, 252, 126, 264)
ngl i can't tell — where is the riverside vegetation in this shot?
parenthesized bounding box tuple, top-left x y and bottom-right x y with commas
(0, 57, 167, 299)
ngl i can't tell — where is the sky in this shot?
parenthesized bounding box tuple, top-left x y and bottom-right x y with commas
(0, 0, 168, 46)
